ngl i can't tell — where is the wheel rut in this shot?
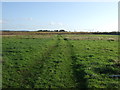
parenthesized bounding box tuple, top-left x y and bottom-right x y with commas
(34, 35, 76, 88)
(20, 35, 88, 88)
(64, 37, 88, 88)
(20, 36, 60, 88)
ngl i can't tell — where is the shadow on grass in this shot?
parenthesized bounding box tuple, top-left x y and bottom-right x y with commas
(72, 56, 88, 89)
(62, 37, 88, 89)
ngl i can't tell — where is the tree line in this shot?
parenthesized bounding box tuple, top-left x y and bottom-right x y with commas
(37, 29, 66, 32)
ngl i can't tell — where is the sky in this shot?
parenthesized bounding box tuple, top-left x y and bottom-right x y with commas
(1, 2, 118, 32)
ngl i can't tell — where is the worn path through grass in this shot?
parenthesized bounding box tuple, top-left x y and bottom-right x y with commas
(19, 36, 61, 88)
(34, 35, 76, 88)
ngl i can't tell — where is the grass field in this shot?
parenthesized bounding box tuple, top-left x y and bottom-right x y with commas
(2, 34, 120, 88)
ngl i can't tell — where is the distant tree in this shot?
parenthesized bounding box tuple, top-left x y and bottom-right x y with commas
(54, 30, 58, 32)
(110, 31, 120, 35)
(37, 30, 43, 32)
(43, 30, 47, 32)
(59, 30, 65, 32)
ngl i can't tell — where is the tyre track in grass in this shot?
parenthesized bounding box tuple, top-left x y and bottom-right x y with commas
(21, 35, 88, 88)
(20, 36, 61, 88)
(64, 37, 88, 88)
(34, 35, 76, 88)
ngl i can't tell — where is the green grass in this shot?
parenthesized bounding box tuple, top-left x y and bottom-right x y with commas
(70, 38, 119, 88)
(2, 34, 119, 88)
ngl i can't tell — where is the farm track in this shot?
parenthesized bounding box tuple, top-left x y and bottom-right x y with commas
(19, 35, 89, 88)
(65, 38, 88, 88)
(34, 35, 76, 88)
(19, 36, 61, 88)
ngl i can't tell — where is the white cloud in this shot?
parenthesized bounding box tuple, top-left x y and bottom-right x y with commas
(26, 17, 33, 21)
(17, 17, 33, 21)
(95, 21, 118, 32)
(0, 20, 2, 24)
(49, 22, 56, 25)
(0, 20, 6, 24)
(49, 21, 64, 26)
(58, 22, 63, 26)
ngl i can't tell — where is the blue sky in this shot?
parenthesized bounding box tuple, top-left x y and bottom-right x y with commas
(2, 2, 118, 32)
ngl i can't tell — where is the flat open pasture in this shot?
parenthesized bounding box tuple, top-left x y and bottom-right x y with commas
(2, 34, 119, 88)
